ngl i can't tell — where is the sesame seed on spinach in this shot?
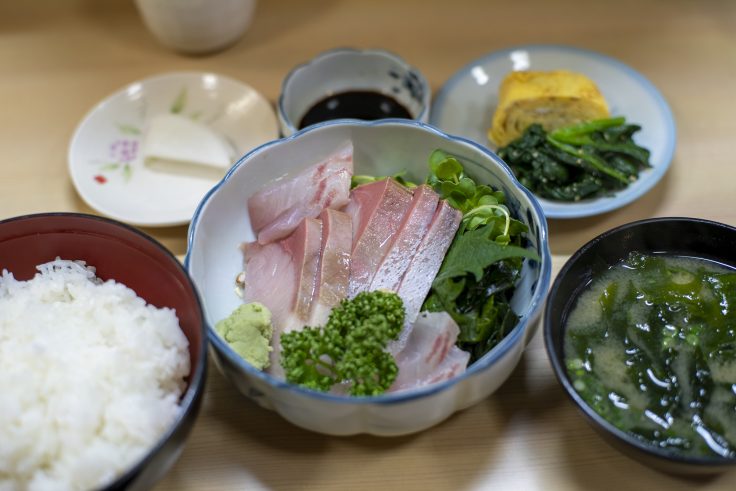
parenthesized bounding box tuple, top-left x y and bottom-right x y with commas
(497, 117, 651, 202)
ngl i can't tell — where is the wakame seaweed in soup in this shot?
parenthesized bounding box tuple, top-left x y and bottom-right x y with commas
(564, 252, 736, 458)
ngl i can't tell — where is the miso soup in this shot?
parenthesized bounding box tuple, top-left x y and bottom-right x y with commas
(564, 252, 736, 458)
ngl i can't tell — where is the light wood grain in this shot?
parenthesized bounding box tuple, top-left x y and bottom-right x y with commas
(2, 1, 735, 490)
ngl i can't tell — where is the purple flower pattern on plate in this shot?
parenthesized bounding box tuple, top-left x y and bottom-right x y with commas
(92, 131, 141, 184)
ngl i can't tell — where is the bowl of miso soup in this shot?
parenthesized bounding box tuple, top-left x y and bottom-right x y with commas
(545, 217, 736, 474)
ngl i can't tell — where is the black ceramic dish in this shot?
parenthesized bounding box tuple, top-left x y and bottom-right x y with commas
(544, 217, 736, 474)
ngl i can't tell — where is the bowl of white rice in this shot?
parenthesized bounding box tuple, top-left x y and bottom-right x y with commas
(0, 213, 207, 491)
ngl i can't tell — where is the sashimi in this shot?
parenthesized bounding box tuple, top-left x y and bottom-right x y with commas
(424, 346, 471, 385)
(241, 241, 295, 336)
(369, 184, 439, 292)
(309, 209, 352, 326)
(389, 312, 470, 392)
(344, 178, 413, 298)
(248, 142, 353, 244)
(395, 200, 461, 325)
(242, 217, 322, 377)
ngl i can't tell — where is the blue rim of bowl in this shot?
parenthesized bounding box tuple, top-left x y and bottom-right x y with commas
(276, 47, 432, 135)
(185, 117, 552, 405)
(67, 71, 277, 228)
(544, 216, 736, 467)
(430, 44, 677, 220)
(0, 211, 209, 487)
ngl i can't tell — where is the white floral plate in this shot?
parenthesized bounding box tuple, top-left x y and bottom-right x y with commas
(430, 45, 676, 219)
(68, 72, 278, 227)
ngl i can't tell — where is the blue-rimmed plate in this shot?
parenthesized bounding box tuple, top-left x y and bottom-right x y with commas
(430, 45, 676, 219)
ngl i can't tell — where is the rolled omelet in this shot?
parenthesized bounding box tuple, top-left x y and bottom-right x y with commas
(489, 70, 610, 147)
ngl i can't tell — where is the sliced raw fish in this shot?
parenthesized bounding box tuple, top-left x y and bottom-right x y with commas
(287, 218, 323, 323)
(256, 170, 350, 245)
(243, 217, 323, 378)
(389, 311, 470, 392)
(241, 240, 295, 336)
(344, 178, 413, 298)
(309, 209, 352, 326)
(423, 345, 471, 386)
(369, 184, 439, 292)
(396, 200, 461, 325)
(248, 142, 353, 244)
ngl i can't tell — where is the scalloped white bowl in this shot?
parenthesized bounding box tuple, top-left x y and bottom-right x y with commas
(185, 119, 551, 436)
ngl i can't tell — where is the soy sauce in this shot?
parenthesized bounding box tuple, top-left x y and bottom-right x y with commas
(298, 90, 413, 129)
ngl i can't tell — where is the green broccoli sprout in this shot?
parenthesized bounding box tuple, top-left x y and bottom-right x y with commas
(280, 290, 405, 396)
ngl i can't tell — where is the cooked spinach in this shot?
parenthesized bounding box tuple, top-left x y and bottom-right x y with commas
(565, 252, 736, 458)
(497, 117, 651, 201)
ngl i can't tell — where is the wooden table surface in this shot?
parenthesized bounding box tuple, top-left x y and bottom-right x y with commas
(2, 1, 736, 489)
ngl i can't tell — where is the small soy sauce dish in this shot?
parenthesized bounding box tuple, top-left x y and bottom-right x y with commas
(277, 47, 430, 136)
(545, 217, 736, 475)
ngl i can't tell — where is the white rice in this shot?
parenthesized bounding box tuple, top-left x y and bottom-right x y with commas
(0, 259, 190, 491)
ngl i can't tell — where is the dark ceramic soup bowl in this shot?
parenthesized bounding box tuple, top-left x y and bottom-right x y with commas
(0, 213, 207, 490)
(545, 217, 736, 474)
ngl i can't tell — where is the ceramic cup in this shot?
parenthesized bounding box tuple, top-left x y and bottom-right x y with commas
(135, 0, 257, 55)
(278, 48, 431, 136)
